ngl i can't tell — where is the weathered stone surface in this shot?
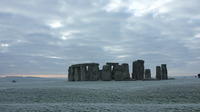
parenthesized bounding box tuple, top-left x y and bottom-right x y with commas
(121, 63, 130, 80)
(80, 65, 87, 81)
(68, 66, 71, 81)
(68, 66, 74, 81)
(106, 62, 119, 80)
(132, 60, 144, 80)
(104, 62, 130, 81)
(88, 64, 100, 81)
(114, 65, 124, 81)
(156, 66, 162, 80)
(161, 64, 168, 80)
(145, 69, 151, 79)
(74, 67, 81, 81)
(68, 63, 100, 81)
(68, 61, 168, 81)
(101, 65, 112, 81)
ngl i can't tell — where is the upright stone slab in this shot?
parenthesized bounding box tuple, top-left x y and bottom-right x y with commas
(114, 65, 124, 81)
(69, 63, 100, 81)
(161, 64, 168, 80)
(145, 69, 151, 79)
(68, 66, 71, 81)
(93, 64, 100, 80)
(156, 66, 162, 80)
(106, 63, 119, 80)
(74, 67, 81, 81)
(121, 63, 130, 80)
(68, 62, 135, 81)
(68, 66, 74, 81)
(88, 64, 100, 81)
(110, 63, 130, 81)
(85, 65, 90, 81)
(80, 65, 87, 81)
(132, 60, 145, 80)
(101, 65, 112, 81)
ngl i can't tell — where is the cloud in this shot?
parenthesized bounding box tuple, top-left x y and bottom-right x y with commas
(47, 20, 63, 29)
(0, 0, 200, 76)
(104, 0, 173, 16)
(60, 30, 80, 40)
(0, 43, 9, 47)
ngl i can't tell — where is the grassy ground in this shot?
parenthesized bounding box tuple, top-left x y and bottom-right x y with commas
(0, 77, 200, 112)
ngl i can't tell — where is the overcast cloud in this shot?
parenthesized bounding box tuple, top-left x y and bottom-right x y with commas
(0, 0, 200, 76)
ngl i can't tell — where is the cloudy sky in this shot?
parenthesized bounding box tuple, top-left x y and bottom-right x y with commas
(0, 0, 200, 77)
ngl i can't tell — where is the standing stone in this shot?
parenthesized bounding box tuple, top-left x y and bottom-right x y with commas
(121, 63, 130, 80)
(161, 64, 168, 80)
(198, 74, 200, 78)
(156, 66, 162, 80)
(68, 62, 135, 81)
(101, 65, 112, 81)
(74, 67, 81, 81)
(132, 60, 145, 80)
(111, 63, 130, 81)
(106, 63, 119, 80)
(68, 66, 71, 81)
(114, 65, 124, 81)
(68, 66, 74, 81)
(88, 64, 100, 81)
(145, 69, 151, 79)
(85, 65, 90, 81)
(80, 65, 87, 81)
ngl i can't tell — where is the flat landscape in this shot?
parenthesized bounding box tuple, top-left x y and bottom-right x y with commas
(0, 77, 200, 112)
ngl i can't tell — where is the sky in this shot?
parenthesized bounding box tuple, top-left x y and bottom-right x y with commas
(0, 0, 200, 77)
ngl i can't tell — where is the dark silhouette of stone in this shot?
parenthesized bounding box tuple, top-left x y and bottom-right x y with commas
(74, 67, 81, 81)
(198, 74, 200, 78)
(145, 69, 151, 79)
(121, 63, 130, 80)
(156, 64, 168, 80)
(132, 60, 144, 80)
(101, 65, 112, 81)
(68, 61, 168, 81)
(114, 65, 124, 81)
(156, 66, 162, 80)
(68, 66, 74, 81)
(106, 63, 119, 80)
(68, 62, 132, 81)
(80, 65, 87, 81)
(88, 64, 100, 81)
(113, 63, 130, 81)
(161, 64, 168, 80)
(68, 63, 100, 81)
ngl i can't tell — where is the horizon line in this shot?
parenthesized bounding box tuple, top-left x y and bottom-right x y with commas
(0, 74, 67, 78)
(0, 74, 197, 78)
